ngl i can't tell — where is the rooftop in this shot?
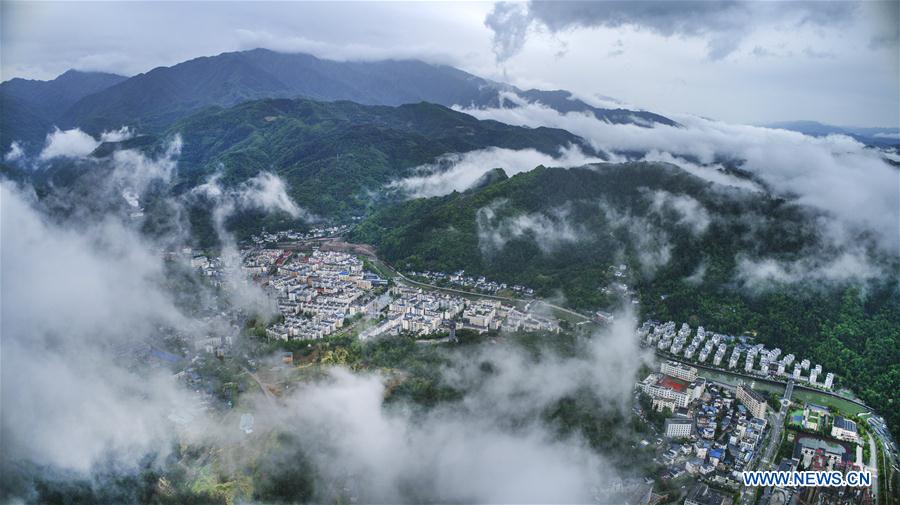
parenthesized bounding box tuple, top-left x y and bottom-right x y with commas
(834, 416, 858, 433)
(659, 375, 689, 393)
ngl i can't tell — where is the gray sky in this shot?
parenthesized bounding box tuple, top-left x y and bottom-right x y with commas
(1, 1, 897, 126)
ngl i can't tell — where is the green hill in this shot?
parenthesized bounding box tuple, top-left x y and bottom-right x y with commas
(351, 163, 900, 436)
(167, 97, 593, 219)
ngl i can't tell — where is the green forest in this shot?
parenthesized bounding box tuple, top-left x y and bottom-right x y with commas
(352, 163, 900, 437)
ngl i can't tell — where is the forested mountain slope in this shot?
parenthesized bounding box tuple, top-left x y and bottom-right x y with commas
(53, 49, 675, 138)
(352, 163, 900, 435)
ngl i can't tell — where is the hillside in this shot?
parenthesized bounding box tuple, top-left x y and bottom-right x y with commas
(0, 70, 127, 150)
(54, 49, 675, 138)
(166, 98, 592, 219)
(351, 163, 900, 436)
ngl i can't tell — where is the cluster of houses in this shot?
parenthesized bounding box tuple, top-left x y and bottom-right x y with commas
(248, 225, 352, 246)
(640, 321, 836, 390)
(359, 287, 560, 340)
(406, 270, 534, 297)
(244, 249, 388, 341)
(637, 361, 772, 492)
(233, 247, 564, 343)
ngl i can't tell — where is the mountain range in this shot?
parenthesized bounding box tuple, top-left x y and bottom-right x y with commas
(0, 69, 126, 152)
(764, 120, 900, 147)
(1, 48, 675, 153)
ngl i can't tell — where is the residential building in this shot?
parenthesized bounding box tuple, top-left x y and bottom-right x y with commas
(665, 418, 694, 439)
(662, 361, 699, 382)
(736, 384, 767, 419)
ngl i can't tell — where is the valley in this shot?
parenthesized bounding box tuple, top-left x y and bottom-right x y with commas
(2, 11, 898, 503)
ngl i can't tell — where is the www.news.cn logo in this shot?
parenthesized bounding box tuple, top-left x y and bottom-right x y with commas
(742, 471, 872, 487)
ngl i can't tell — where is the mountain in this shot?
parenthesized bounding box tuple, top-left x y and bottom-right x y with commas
(351, 162, 900, 438)
(765, 120, 900, 147)
(164, 97, 593, 223)
(351, 162, 813, 306)
(56, 49, 675, 138)
(0, 70, 127, 150)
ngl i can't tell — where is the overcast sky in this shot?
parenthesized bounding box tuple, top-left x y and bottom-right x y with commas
(1, 1, 897, 126)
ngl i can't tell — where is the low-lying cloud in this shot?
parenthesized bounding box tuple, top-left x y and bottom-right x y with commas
(3, 164, 654, 503)
(647, 189, 711, 235)
(477, 199, 582, 254)
(38, 127, 101, 160)
(252, 308, 651, 503)
(458, 94, 900, 264)
(392, 145, 601, 198)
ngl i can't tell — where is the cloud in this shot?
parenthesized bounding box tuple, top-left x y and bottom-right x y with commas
(647, 190, 711, 235)
(392, 145, 601, 198)
(109, 135, 182, 195)
(641, 151, 764, 193)
(600, 203, 672, 275)
(36, 126, 144, 163)
(477, 199, 582, 254)
(3, 157, 654, 503)
(100, 126, 135, 142)
(485, 1, 855, 61)
(735, 250, 884, 290)
(457, 94, 900, 257)
(484, 2, 534, 63)
(0, 182, 198, 474)
(193, 171, 312, 315)
(38, 127, 100, 160)
(193, 170, 312, 229)
(4, 141, 25, 162)
(264, 309, 650, 503)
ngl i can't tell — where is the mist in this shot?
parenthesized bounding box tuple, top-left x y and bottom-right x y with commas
(477, 199, 582, 255)
(391, 145, 601, 198)
(2, 163, 654, 502)
(457, 93, 900, 285)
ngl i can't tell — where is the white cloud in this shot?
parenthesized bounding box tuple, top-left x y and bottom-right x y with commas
(458, 95, 900, 256)
(4, 140, 25, 162)
(100, 125, 135, 142)
(600, 204, 672, 275)
(736, 251, 883, 290)
(0, 182, 198, 472)
(647, 190, 711, 235)
(38, 127, 100, 160)
(477, 199, 581, 254)
(110, 134, 181, 195)
(265, 309, 650, 503)
(393, 145, 601, 198)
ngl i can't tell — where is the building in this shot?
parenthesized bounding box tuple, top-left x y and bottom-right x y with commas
(736, 384, 768, 419)
(831, 416, 859, 444)
(638, 373, 691, 409)
(684, 483, 729, 505)
(661, 361, 699, 382)
(793, 435, 851, 471)
(665, 418, 694, 439)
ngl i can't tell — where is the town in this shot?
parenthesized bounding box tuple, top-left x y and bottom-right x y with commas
(641, 321, 837, 391)
(636, 356, 884, 505)
(174, 244, 894, 505)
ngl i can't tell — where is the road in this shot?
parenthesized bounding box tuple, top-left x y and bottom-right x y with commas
(738, 380, 791, 505)
(868, 434, 879, 503)
(243, 366, 276, 405)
